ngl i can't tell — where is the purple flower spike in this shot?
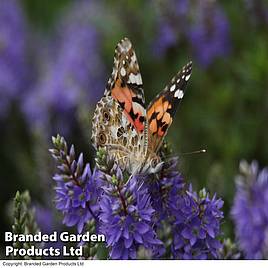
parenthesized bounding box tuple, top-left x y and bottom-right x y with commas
(99, 172, 164, 259)
(167, 175, 224, 259)
(231, 160, 268, 259)
(50, 135, 103, 233)
(0, 0, 30, 117)
(188, 1, 231, 68)
(22, 1, 105, 134)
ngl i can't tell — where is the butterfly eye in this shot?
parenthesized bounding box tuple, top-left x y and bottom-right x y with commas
(98, 132, 107, 145)
(103, 110, 110, 121)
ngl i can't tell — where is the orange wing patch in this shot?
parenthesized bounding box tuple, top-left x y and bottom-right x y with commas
(147, 61, 192, 152)
(147, 96, 173, 137)
(112, 79, 145, 133)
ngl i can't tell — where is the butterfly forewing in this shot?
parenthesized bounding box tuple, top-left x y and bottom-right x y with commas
(105, 38, 146, 133)
(91, 38, 148, 173)
(147, 61, 192, 153)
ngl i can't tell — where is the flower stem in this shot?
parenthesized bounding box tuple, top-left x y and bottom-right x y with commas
(117, 186, 127, 215)
(86, 202, 98, 221)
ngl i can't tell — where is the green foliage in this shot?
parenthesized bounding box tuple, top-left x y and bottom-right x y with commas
(11, 191, 40, 260)
(219, 238, 242, 260)
(81, 220, 108, 260)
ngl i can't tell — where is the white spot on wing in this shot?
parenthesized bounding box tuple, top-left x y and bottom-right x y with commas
(131, 54, 136, 62)
(136, 73, 142, 84)
(120, 67, 126, 76)
(129, 73, 142, 85)
(185, 74, 191, 81)
(129, 73, 136, 83)
(133, 102, 146, 116)
(170, 84, 176, 92)
(174, 89, 184, 99)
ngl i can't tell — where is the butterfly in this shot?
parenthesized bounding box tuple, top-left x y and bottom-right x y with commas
(91, 38, 192, 175)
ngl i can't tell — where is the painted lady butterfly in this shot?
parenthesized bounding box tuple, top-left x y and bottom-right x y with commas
(91, 38, 192, 174)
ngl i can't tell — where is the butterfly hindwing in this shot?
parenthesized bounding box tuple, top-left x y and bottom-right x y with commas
(91, 95, 142, 170)
(105, 38, 146, 133)
(147, 61, 192, 152)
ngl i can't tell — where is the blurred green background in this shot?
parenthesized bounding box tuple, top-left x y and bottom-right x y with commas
(1, 0, 268, 254)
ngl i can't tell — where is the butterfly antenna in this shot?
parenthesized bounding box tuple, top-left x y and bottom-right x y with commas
(180, 149, 207, 156)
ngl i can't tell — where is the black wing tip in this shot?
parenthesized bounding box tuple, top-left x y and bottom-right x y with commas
(184, 61, 193, 73)
(186, 60, 193, 68)
(175, 60, 192, 81)
(116, 37, 133, 53)
(122, 37, 130, 42)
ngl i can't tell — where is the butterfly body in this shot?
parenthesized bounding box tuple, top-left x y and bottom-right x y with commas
(91, 38, 192, 174)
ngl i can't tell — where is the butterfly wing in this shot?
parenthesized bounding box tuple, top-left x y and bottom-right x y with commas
(91, 95, 141, 169)
(105, 37, 146, 133)
(91, 38, 148, 172)
(147, 61, 192, 153)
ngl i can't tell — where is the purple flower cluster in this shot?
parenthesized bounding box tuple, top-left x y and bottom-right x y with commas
(153, 0, 231, 68)
(153, 0, 189, 57)
(149, 157, 185, 223)
(149, 157, 224, 259)
(0, 0, 30, 117)
(231, 160, 268, 259)
(99, 167, 164, 259)
(49, 135, 102, 233)
(147, 156, 224, 259)
(50, 137, 224, 259)
(22, 1, 105, 133)
(169, 186, 223, 259)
